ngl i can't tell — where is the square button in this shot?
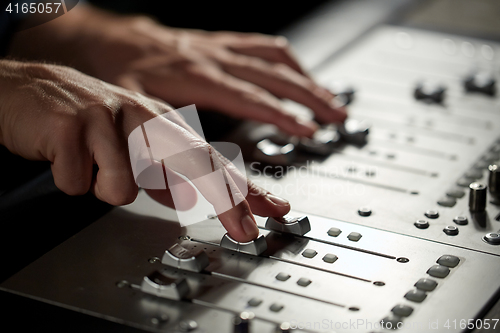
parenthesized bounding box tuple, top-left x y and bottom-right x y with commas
(275, 272, 291, 281)
(427, 265, 450, 278)
(404, 290, 427, 303)
(327, 227, 342, 237)
(297, 278, 312, 287)
(414, 278, 438, 291)
(270, 303, 284, 312)
(347, 232, 362, 241)
(248, 298, 262, 307)
(322, 253, 338, 264)
(391, 304, 414, 317)
(437, 255, 460, 268)
(302, 249, 317, 258)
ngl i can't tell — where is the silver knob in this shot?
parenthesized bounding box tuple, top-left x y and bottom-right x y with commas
(469, 182, 487, 212)
(265, 215, 311, 236)
(141, 271, 190, 300)
(489, 164, 499, 198)
(220, 234, 267, 255)
(162, 243, 210, 272)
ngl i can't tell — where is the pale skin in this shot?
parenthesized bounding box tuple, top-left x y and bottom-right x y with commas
(1, 4, 347, 242)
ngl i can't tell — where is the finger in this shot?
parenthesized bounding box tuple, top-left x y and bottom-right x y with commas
(212, 150, 291, 217)
(196, 70, 318, 137)
(222, 33, 308, 76)
(90, 130, 139, 206)
(50, 141, 93, 196)
(221, 55, 347, 124)
(49, 120, 93, 196)
(142, 162, 198, 211)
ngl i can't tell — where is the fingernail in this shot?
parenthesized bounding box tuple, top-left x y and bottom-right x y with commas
(241, 214, 258, 236)
(266, 194, 289, 206)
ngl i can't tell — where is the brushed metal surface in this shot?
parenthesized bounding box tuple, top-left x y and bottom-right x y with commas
(2, 21, 500, 333)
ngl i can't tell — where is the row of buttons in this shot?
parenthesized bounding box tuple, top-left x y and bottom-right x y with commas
(327, 227, 363, 241)
(415, 211, 471, 236)
(302, 248, 339, 263)
(275, 272, 312, 287)
(247, 298, 284, 313)
(381, 255, 460, 329)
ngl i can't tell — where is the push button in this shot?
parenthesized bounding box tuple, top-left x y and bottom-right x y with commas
(327, 227, 342, 237)
(427, 265, 450, 278)
(446, 187, 465, 198)
(302, 249, 317, 258)
(248, 298, 263, 307)
(437, 255, 460, 268)
(270, 303, 284, 312)
(404, 289, 427, 303)
(414, 220, 429, 229)
(443, 225, 459, 236)
(453, 216, 468, 225)
(347, 232, 362, 241)
(297, 278, 312, 287)
(322, 253, 338, 263)
(276, 272, 291, 281)
(391, 304, 414, 317)
(415, 278, 438, 291)
(425, 210, 439, 219)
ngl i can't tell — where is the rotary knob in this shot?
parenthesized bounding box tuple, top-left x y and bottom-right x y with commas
(469, 182, 487, 212)
(233, 312, 254, 333)
(464, 72, 496, 96)
(162, 244, 210, 272)
(141, 271, 190, 300)
(220, 234, 267, 255)
(414, 81, 446, 104)
(265, 215, 311, 236)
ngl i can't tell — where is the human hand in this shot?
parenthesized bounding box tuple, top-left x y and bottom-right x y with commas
(0, 60, 290, 241)
(8, 5, 347, 137)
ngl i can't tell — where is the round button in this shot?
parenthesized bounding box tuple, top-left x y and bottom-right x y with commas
(414, 220, 429, 229)
(358, 207, 372, 217)
(483, 233, 500, 245)
(453, 216, 468, 225)
(443, 225, 459, 236)
(425, 210, 439, 219)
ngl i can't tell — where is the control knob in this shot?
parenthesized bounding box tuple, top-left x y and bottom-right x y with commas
(469, 182, 487, 212)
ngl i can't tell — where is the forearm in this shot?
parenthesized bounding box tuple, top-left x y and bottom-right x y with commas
(7, 4, 107, 73)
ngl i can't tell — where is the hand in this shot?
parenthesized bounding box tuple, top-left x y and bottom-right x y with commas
(8, 4, 347, 137)
(0, 60, 291, 241)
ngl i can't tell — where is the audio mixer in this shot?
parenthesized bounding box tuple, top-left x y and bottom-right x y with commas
(1, 2, 500, 333)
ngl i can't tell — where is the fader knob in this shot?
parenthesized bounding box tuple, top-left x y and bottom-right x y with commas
(469, 182, 487, 212)
(140, 271, 190, 300)
(338, 119, 370, 145)
(464, 72, 496, 96)
(253, 138, 296, 166)
(162, 243, 210, 272)
(414, 81, 446, 103)
(220, 234, 267, 255)
(233, 312, 255, 333)
(489, 164, 499, 198)
(265, 215, 311, 236)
